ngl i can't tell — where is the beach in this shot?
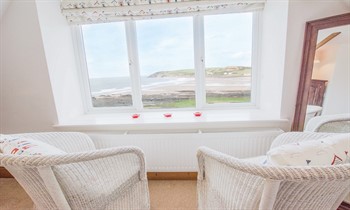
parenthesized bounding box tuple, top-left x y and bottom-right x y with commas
(92, 77, 251, 108)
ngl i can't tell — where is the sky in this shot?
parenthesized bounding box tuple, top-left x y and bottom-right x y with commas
(82, 13, 253, 78)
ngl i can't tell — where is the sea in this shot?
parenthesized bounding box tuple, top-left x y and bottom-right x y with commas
(89, 76, 192, 96)
(90, 76, 251, 96)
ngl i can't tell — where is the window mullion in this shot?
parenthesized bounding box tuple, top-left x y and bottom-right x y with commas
(193, 15, 206, 109)
(125, 21, 143, 110)
(250, 11, 261, 107)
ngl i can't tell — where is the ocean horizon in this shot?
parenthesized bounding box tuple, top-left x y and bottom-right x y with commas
(89, 76, 251, 96)
(89, 76, 193, 96)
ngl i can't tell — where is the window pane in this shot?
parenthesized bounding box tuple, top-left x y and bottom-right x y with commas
(204, 13, 253, 104)
(137, 17, 195, 109)
(82, 22, 132, 107)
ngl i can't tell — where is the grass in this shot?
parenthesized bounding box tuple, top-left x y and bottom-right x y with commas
(144, 99, 196, 109)
(144, 96, 251, 109)
(205, 67, 251, 77)
(207, 96, 250, 104)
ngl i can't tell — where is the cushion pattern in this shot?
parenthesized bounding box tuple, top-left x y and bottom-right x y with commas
(0, 134, 65, 155)
(267, 134, 350, 166)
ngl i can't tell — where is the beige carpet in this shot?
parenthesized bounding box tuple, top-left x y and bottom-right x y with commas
(149, 180, 197, 209)
(0, 178, 197, 210)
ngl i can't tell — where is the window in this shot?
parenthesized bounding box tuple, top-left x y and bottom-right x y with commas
(137, 17, 195, 109)
(82, 22, 132, 107)
(204, 13, 253, 104)
(77, 12, 258, 112)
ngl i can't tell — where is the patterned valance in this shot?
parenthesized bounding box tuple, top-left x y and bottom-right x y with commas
(61, 0, 266, 24)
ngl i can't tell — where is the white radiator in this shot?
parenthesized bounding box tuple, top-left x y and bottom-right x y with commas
(88, 128, 283, 172)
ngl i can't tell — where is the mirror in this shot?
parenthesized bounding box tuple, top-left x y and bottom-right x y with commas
(292, 13, 350, 131)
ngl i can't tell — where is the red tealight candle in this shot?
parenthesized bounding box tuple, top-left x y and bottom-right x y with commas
(194, 112, 202, 117)
(132, 114, 140, 119)
(164, 113, 172, 118)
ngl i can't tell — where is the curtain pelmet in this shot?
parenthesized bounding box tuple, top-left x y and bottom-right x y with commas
(61, 0, 265, 24)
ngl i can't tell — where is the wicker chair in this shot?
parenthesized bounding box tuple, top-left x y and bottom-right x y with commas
(305, 113, 350, 133)
(0, 132, 150, 210)
(305, 113, 350, 203)
(197, 132, 350, 210)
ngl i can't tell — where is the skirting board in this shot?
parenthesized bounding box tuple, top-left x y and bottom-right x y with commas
(147, 172, 197, 180)
(0, 167, 13, 178)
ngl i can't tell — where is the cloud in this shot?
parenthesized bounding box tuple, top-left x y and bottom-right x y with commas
(231, 51, 251, 59)
(206, 34, 225, 40)
(155, 38, 178, 49)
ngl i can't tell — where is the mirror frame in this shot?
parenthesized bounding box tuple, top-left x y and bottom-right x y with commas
(292, 13, 350, 131)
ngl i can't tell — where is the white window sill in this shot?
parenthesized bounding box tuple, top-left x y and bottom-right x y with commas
(54, 109, 289, 132)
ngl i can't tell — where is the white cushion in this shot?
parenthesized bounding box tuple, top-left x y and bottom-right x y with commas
(0, 134, 65, 155)
(267, 133, 350, 166)
(243, 155, 267, 165)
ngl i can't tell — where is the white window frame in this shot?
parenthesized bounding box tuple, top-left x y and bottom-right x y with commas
(73, 11, 262, 114)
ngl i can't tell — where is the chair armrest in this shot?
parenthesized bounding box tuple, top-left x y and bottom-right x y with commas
(0, 146, 146, 180)
(197, 146, 350, 181)
(269, 132, 337, 149)
(305, 114, 350, 132)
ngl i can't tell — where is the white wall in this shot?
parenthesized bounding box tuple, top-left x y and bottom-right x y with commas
(312, 25, 350, 115)
(0, 0, 11, 20)
(35, 0, 85, 123)
(280, 0, 350, 127)
(312, 45, 338, 81)
(0, 0, 58, 133)
(322, 42, 350, 114)
(313, 25, 349, 82)
(258, 0, 289, 114)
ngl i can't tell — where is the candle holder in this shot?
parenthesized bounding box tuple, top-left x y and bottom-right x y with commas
(194, 112, 202, 117)
(163, 113, 172, 118)
(132, 114, 140, 119)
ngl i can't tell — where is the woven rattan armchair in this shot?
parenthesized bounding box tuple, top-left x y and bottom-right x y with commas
(305, 113, 350, 133)
(197, 132, 350, 210)
(0, 132, 150, 210)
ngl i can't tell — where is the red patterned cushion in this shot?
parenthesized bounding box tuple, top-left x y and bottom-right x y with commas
(0, 134, 65, 155)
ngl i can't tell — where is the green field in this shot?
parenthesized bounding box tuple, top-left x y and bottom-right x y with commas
(144, 96, 251, 109)
(207, 96, 250, 104)
(148, 66, 251, 78)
